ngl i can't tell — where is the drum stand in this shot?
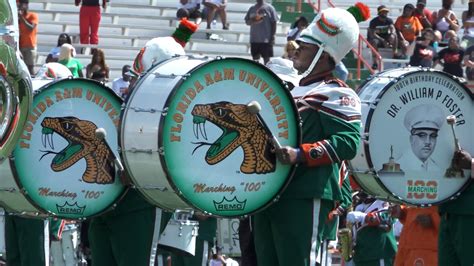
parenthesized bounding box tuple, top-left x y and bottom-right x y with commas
(158, 210, 199, 256)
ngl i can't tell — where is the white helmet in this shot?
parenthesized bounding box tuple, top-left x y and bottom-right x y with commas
(133, 18, 197, 74)
(35, 62, 72, 80)
(297, 4, 369, 77)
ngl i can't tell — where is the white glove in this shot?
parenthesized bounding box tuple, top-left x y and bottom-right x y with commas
(346, 211, 366, 224)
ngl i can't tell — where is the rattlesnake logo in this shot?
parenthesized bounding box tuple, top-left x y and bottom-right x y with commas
(191, 101, 276, 174)
(40, 117, 115, 184)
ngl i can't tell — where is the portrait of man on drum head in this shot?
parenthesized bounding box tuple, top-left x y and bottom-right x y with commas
(400, 104, 444, 172)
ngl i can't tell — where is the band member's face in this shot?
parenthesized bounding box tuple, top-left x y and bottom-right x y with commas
(410, 128, 438, 162)
(291, 42, 319, 74)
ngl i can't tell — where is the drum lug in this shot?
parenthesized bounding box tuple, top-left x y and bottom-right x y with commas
(158, 147, 165, 155)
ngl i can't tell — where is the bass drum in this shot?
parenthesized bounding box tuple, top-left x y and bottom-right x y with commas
(0, 78, 126, 218)
(350, 67, 474, 206)
(121, 56, 300, 217)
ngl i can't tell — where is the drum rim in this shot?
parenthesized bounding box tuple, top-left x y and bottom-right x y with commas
(156, 56, 301, 217)
(355, 67, 473, 207)
(9, 78, 128, 219)
(0, 65, 32, 159)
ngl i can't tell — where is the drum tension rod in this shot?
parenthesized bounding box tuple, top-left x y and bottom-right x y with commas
(0, 188, 16, 192)
(132, 185, 168, 191)
(153, 73, 180, 79)
(129, 106, 167, 114)
(126, 148, 154, 154)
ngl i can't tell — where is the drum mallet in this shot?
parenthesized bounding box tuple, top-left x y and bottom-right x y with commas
(447, 115, 461, 151)
(246, 100, 282, 150)
(445, 115, 464, 177)
(95, 128, 124, 172)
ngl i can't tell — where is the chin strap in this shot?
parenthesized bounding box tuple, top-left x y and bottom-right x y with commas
(301, 44, 325, 78)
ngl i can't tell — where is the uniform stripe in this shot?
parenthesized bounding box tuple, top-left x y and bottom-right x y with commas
(322, 139, 340, 163)
(43, 219, 50, 266)
(156, 255, 164, 266)
(339, 161, 348, 186)
(201, 241, 209, 266)
(320, 240, 330, 266)
(148, 208, 163, 266)
(310, 199, 321, 265)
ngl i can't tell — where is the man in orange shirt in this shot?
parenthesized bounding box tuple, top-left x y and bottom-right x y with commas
(391, 205, 440, 266)
(17, 0, 38, 75)
(395, 4, 423, 59)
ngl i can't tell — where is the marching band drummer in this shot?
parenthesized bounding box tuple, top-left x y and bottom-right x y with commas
(438, 149, 474, 265)
(252, 4, 368, 266)
(346, 194, 398, 265)
(87, 18, 198, 266)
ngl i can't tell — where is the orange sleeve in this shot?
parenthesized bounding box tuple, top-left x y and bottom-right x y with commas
(394, 17, 401, 31)
(300, 140, 335, 167)
(415, 17, 423, 34)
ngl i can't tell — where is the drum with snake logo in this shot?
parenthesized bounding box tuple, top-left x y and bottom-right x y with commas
(350, 67, 474, 206)
(0, 78, 126, 218)
(121, 56, 301, 217)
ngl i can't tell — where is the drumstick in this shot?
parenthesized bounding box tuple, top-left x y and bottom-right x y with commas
(446, 115, 461, 151)
(95, 128, 124, 172)
(246, 100, 282, 150)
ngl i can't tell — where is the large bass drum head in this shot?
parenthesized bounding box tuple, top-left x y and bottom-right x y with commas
(160, 57, 300, 217)
(356, 68, 473, 206)
(11, 78, 125, 218)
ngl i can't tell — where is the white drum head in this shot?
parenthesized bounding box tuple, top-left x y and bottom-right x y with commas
(353, 68, 474, 206)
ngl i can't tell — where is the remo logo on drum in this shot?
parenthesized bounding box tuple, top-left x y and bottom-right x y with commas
(160, 58, 300, 217)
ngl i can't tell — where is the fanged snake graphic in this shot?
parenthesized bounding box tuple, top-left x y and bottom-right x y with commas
(191, 101, 276, 174)
(40, 117, 115, 184)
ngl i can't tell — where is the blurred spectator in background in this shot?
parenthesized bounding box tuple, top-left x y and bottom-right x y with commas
(391, 205, 440, 266)
(368, 5, 397, 69)
(75, 0, 107, 45)
(461, 0, 474, 49)
(432, 0, 459, 43)
(46, 33, 76, 63)
(177, 0, 202, 24)
(283, 40, 298, 59)
(86, 48, 109, 82)
(58, 44, 84, 78)
(434, 35, 464, 77)
(395, 4, 423, 59)
(17, 0, 38, 75)
(414, 0, 433, 29)
(112, 65, 131, 98)
(245, 0, 279, 65)
(463, 42, 474, 80)
(287, 16, 308, 41)
(202, 0, 228, 30)
(409, 29, 437, 67)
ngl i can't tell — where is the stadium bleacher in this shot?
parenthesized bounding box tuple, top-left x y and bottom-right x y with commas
(31, 0, 469, 83)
